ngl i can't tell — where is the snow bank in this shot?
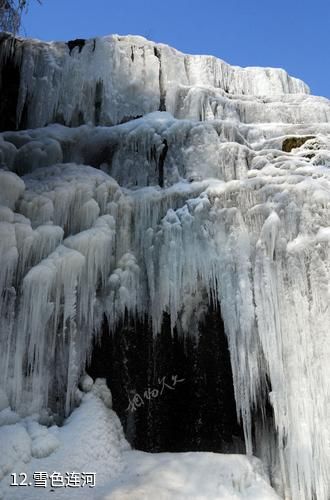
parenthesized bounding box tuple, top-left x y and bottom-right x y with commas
(0, 379, 129, 500)
(0, 379, 279, 500)
(100, 451, 280, 500)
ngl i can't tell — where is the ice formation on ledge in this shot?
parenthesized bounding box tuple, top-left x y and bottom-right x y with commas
(0, 32, 311, 130)
(0, 34, 329, 500)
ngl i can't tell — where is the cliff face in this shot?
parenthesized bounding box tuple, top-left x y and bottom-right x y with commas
(0, 32, 311, 130)
(0, 34, 330, 500)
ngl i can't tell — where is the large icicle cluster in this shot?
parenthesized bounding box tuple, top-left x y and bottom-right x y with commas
(0, 34, 330, 500)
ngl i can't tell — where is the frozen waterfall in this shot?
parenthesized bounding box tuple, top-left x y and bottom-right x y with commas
(0, 33, 329, 500)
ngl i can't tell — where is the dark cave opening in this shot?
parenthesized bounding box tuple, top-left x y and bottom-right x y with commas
(87, 302, 245, 454)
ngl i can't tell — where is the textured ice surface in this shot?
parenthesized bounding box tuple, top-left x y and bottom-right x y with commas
(0, 33, 309, 130)
(0, 34, 329, 500)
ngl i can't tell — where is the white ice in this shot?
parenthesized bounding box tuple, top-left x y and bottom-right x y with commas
(0, 33, 309, 129)
(0, 34, 329, 500)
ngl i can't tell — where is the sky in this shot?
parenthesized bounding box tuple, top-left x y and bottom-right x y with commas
(22, 0, 330, 98)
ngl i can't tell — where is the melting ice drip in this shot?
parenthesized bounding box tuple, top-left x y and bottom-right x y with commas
(0, 33, 329, 500)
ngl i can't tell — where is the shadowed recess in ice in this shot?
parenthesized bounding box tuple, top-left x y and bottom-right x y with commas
(0, 34, 330, 500)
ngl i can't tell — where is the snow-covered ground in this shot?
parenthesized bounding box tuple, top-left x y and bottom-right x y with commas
(0, 380, 280, 500)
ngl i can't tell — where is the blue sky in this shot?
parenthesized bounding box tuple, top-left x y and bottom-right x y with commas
(22, 0, 329, 98)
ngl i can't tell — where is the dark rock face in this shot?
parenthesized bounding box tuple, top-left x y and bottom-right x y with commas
(88, 304, 245, 453)
(158, 139, 168, 188)
(153, 46, 166, 112)
(0, 37, 25, 131)
(94, 80, 103, 125)
(67, 38, 86, 54)
(282, 136, 315, 152)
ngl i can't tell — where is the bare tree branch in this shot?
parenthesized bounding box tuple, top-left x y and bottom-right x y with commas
(0, 0, 41, 34)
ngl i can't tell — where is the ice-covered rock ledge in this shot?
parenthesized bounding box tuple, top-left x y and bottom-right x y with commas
(0, 33, 329, 500)
(0, 32, 310, 130)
